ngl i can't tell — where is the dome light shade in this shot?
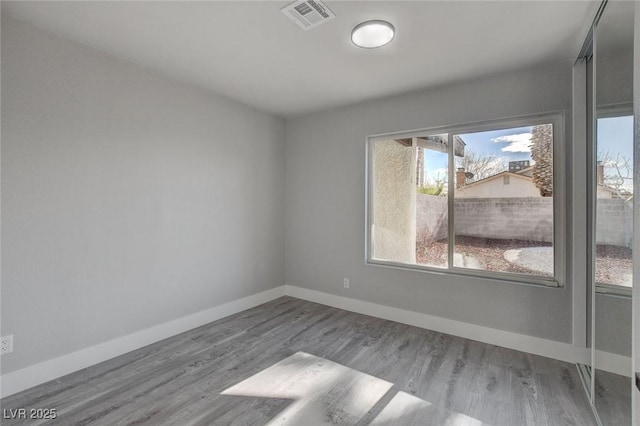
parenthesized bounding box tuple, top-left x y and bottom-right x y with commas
(351, 20, 395, 49)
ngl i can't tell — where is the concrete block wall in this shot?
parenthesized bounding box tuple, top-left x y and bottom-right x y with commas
(596, 198, 634, 248)
(416, 195, 633, 248)
(416, 194, 448, 244)
(453, 198, 554, 243)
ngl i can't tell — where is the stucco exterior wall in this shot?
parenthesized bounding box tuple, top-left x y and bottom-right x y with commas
(372, 141, 416, 263)
(416, 194, 447, 244)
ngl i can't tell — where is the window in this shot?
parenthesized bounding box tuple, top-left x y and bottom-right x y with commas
(594, 113, 634, 292)
(367, 114, 563, 286)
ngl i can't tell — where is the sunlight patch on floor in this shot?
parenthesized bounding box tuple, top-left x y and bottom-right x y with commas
(222, 352, 490, 425)
(222, 352, 392, 425)
(371, 391, 487, 426)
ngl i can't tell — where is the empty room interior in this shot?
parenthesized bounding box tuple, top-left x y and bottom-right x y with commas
(1, 1, 639, 425)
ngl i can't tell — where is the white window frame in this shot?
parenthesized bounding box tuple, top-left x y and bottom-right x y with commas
(365, 113, 565, 288)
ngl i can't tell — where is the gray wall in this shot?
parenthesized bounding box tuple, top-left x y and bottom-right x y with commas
(1, 17, 285, 374)
(594, 295, 632, 357)
(286, 61, 575, 343)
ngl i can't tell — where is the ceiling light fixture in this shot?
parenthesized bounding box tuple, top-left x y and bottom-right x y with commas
(351, 20, 395, 49)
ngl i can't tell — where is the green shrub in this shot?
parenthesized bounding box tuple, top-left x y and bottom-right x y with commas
(417, 184, 444, 196)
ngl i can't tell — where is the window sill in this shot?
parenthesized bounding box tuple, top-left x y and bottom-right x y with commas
(594, 284, 632, 298)
(367, 258, 561, 288)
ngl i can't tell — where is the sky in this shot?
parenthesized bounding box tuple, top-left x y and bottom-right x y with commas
(598, 115, 634, 159)
(458, 125, 534, 161)
(597, 115, 634, 191)
(423, 125, 535, 185)
(423, 116, 634, 191)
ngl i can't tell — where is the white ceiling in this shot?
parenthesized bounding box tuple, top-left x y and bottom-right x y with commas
(2, 1, 598, 117)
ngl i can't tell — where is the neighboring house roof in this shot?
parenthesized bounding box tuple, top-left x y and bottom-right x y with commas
(460, 171, 532, 189)
(514, 165, 534, 176)
(598, 184, 633, 199)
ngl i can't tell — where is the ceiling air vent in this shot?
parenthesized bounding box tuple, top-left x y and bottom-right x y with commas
(281, 0, 335, 31)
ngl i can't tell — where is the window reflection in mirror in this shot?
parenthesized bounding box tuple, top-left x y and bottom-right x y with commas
(595, 114, 633, 289)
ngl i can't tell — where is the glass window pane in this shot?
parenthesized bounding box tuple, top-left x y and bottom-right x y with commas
(452, 125, 554, 277)
(595, 115, 634, 288)
(416, 135, 449, 268)
(371, 135, 449, 268)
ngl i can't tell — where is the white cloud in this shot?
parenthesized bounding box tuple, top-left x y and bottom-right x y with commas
(491, 133, 532, 153)
(428, 167, 448, 178)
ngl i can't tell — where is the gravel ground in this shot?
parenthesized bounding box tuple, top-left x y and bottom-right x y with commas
(416, 236, 550, 275)
(416, 236, 632, 285)
(595, 244, 633, 287)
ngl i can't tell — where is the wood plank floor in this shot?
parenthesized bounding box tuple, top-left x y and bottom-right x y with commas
(594, 369, 632, 426)
(2, 297, 599, 425)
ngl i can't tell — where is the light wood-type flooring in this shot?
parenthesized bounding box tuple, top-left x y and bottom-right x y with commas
(2, 297, 603, 425)
(593, 368, 632, 426)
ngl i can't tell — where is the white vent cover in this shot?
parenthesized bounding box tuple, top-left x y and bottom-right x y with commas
(281, 0, 335, 31)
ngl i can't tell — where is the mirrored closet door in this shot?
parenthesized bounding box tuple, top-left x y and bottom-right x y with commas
(587, 1, 635, 425)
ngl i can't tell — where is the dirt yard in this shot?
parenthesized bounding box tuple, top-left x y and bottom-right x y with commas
(416, 236, 632, 286)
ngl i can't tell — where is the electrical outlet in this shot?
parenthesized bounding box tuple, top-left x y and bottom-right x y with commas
(343, 278, 350, 289)
(1, 335, 13, 355)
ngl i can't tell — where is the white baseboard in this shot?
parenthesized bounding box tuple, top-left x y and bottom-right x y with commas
(594, 350, 633, 377)
(2, 283, 631, 399)
(0, 286, 286, 398)
(284, 285, 631, 377)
